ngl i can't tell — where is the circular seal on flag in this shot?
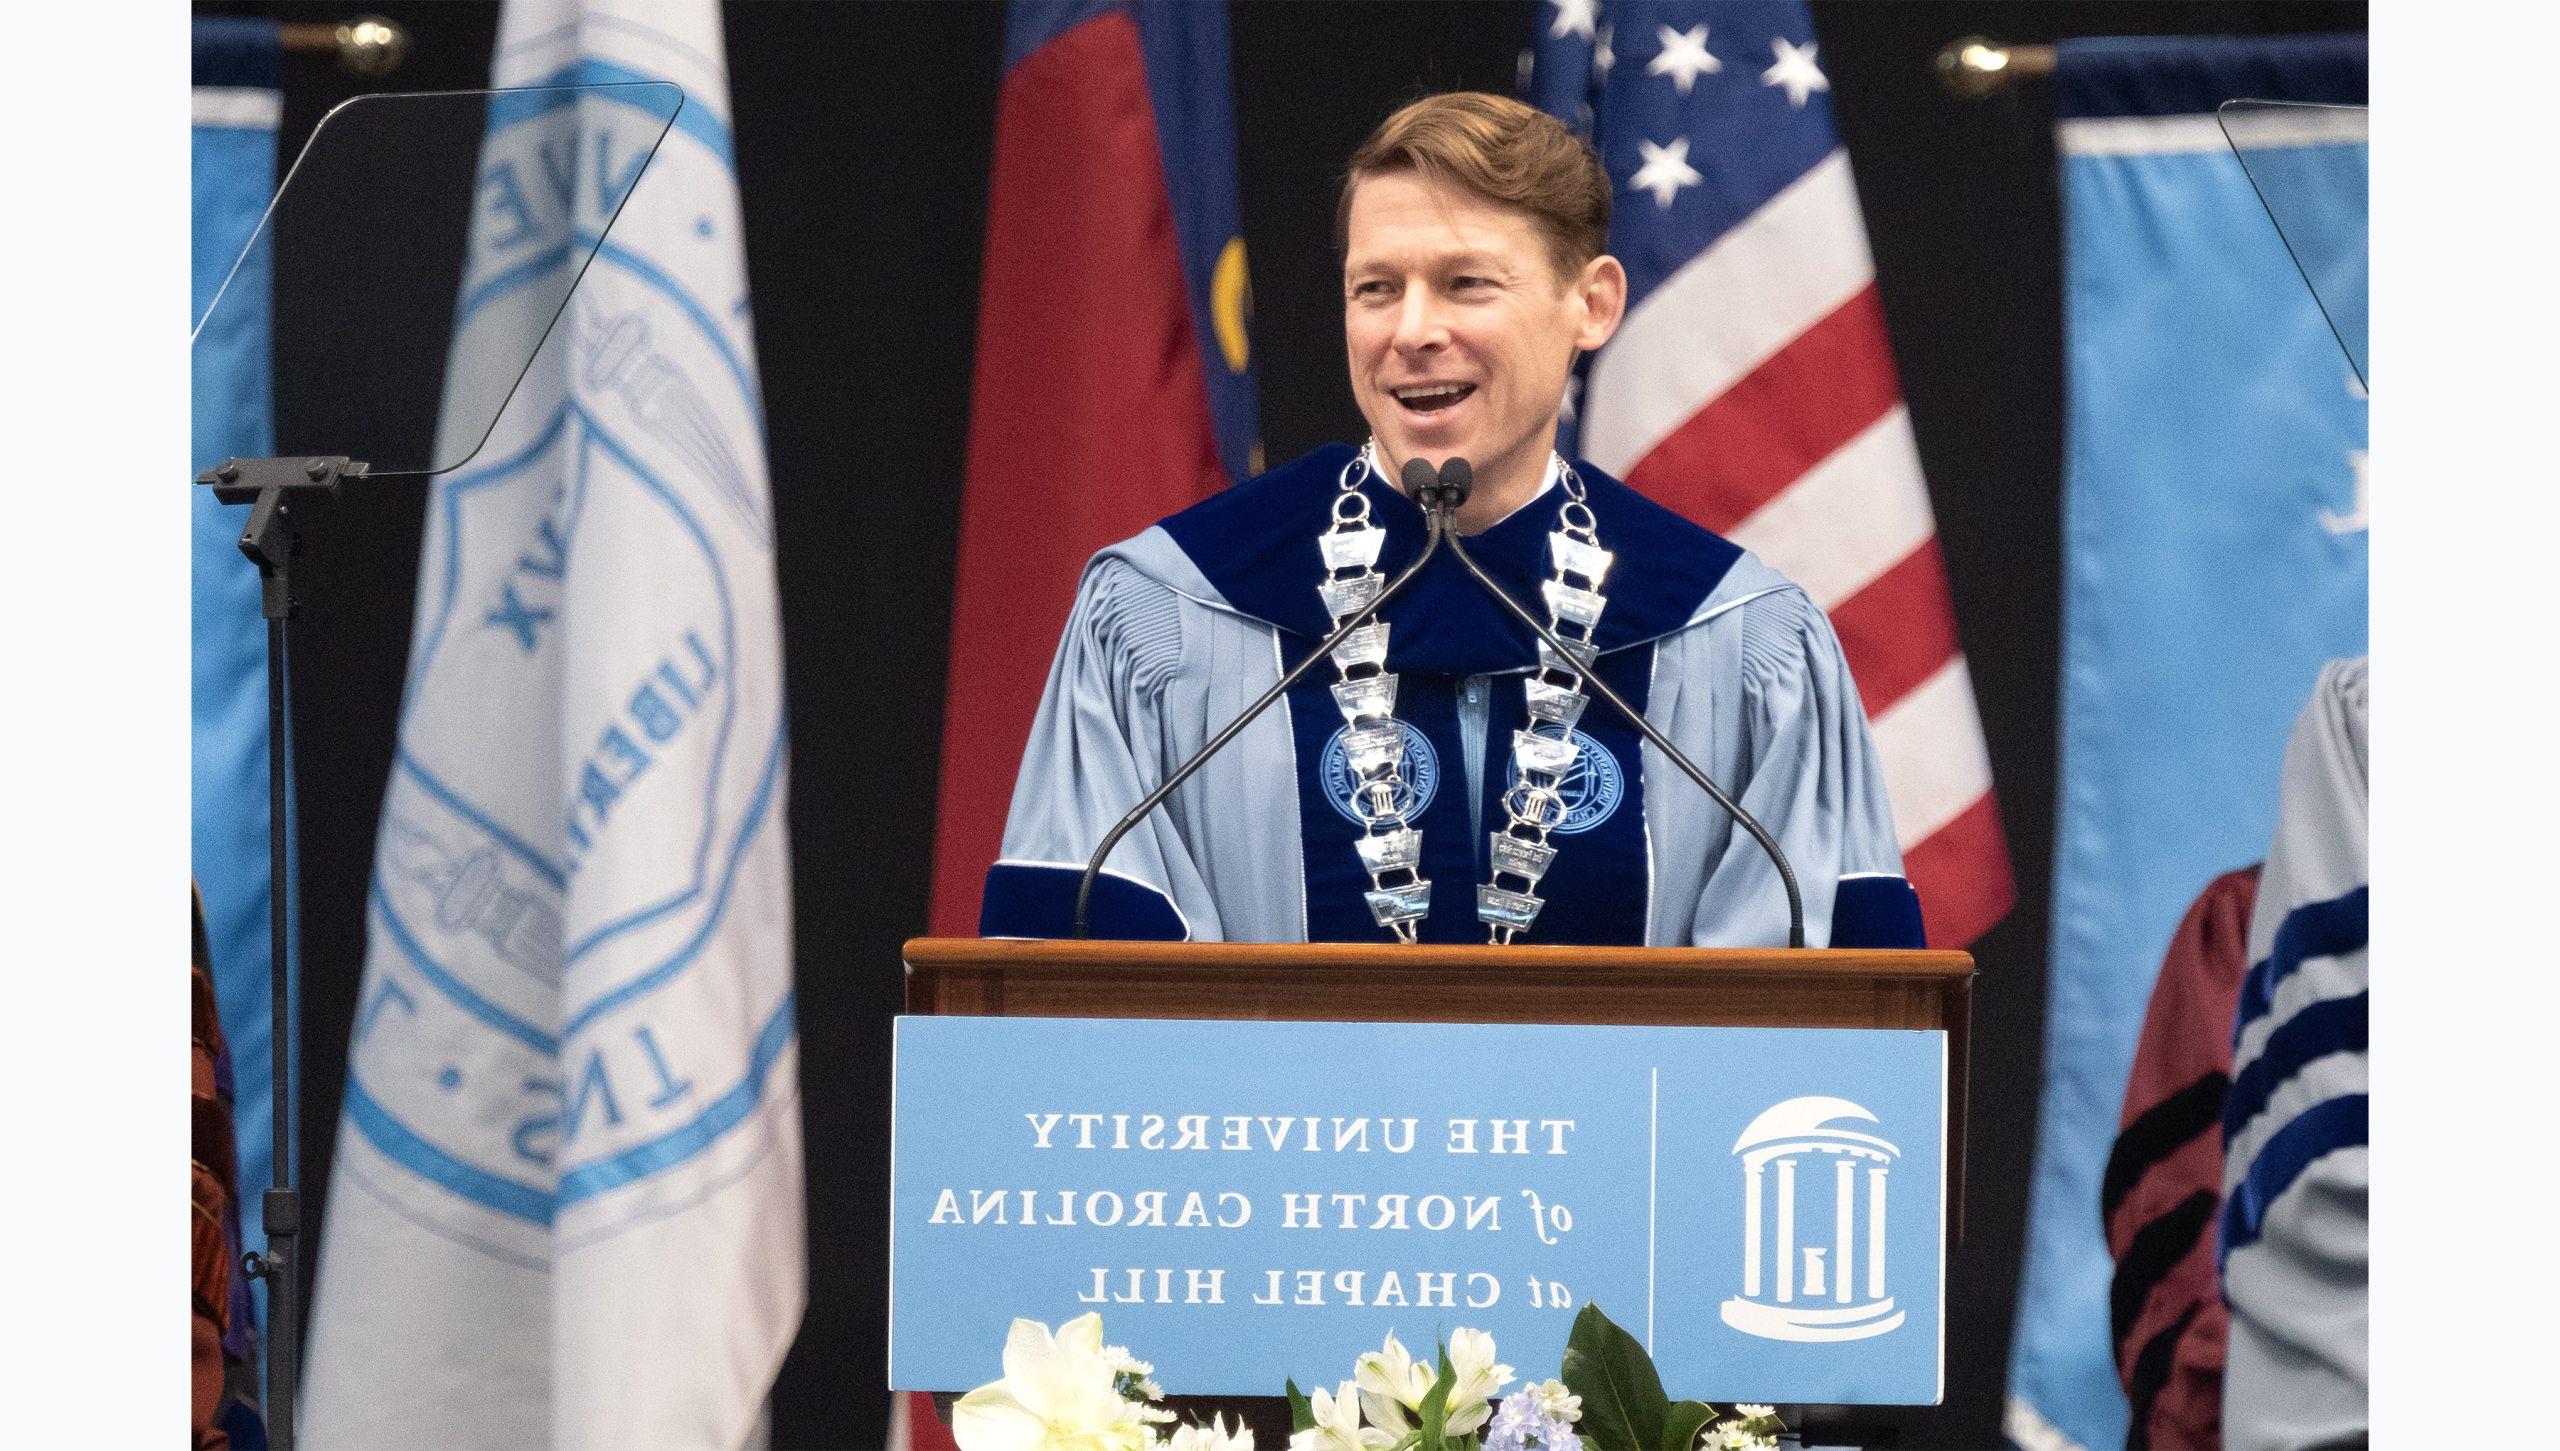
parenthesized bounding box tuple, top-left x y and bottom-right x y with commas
(1510, 728, 1624, 834)
(346, 40, 795, 1264)
(1321, 721, 1440, 825)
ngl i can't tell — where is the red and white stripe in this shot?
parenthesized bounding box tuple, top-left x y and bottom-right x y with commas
(1583, 150, 2014, 948)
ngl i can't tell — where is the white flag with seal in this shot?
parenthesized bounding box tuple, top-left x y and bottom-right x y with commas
(304, 2, 800, 1446)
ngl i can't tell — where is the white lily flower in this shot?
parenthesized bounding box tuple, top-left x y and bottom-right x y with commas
(1352, 1332, 1434, 1434)
(1289, 1380, 1380, 1451)
(1443, 1327, 1517, 1436)
(951, 1313, 1157, 1451)
(1170, 1414, 1256, 1451)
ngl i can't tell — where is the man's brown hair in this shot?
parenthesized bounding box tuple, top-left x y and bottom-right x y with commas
(1337, 91, 1613, 283)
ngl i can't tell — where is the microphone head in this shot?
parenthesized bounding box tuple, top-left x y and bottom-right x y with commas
(1399, 455, 1439, 495)
(1438, 457, 1474, 506)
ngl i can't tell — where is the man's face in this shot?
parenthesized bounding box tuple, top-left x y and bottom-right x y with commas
(1342, 170, 1621, 491)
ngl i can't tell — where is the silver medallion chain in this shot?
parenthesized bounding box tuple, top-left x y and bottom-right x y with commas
(1321, 444, 1428, 940)
(1480, 457, 1611, 943)
(1317, 445, 1614, 944)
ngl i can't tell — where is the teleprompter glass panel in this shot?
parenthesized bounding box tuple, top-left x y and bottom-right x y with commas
(2219, 100, 2369, 387)
(193, 82, 682, 478)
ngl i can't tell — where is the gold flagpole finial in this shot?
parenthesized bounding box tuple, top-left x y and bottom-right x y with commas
(277, 15, 412, 78)
(1935, 37, 2055, 100)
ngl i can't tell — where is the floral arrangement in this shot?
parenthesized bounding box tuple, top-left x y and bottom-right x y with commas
(949, 1312, 1252, 1451)
(947, 1305, 1781, 1451)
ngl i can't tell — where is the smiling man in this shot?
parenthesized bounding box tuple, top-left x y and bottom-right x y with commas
(980, 92, 1914, 948)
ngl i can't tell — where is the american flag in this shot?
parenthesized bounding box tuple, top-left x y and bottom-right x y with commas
(1533, 0, 2013, 948)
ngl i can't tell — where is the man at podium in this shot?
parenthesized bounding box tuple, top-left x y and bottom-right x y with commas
(982, 93, 1915, 950)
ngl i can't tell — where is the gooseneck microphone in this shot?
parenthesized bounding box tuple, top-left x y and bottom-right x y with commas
(1436, 456, 1810, 950)
(1071, 456, 1451, 938)
(1412, 454, 1472, 515)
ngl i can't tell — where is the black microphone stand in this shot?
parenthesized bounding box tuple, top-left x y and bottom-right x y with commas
(199, 452, 363, 1451)
(1433, 469, 1808, 949)
(1072, 466, 1463, 939)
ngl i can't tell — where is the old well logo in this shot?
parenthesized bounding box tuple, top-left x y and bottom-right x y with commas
(1721, 1095, 1906, 1343)
(1505, 727, 1622, 833)
(1321, 720, 1440, 824)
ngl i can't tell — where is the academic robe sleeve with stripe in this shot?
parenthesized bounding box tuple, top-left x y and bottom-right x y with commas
(1646, 582, 1906, 948)
(2222, 658, 2368, 1451)
(990, 557, 1220, 941)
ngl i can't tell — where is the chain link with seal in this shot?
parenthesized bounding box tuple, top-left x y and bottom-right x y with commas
(1323, 446, 1430, 940)
(1316, 447, 1616, 943)
(1478, 459, 1613, 943)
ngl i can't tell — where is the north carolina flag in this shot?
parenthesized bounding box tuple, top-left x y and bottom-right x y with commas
(1531, 0, 2013, 947)
(927, 0, 1259, 943)
(909, 4, 1256, 1441)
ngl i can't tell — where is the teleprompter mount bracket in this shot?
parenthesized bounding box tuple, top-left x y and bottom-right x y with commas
(196, 455, 367, 620)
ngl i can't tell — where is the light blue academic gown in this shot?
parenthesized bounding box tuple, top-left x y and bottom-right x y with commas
(983, 445, 1912, 948)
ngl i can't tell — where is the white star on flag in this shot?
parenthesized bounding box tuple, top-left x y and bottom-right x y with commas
(1595, 24, 1616, 81)
(1761, 36, 1829, 107)
(1646, 23, 1723, 95)
(1547, 0, 1597, 42)
(1533, 0, 2019, 979)
(1629, 136, 1703, 208)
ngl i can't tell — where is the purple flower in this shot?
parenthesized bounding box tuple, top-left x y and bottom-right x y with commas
(1484, 1388, 1582, 1451)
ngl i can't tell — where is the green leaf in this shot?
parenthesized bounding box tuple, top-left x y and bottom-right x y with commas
(1286, 1378, 1315, 1435)
(1660, 1400, 1716, 1451)
(1415, 1345, 1459, 1451)
(1560, 1303, 1669, 1451)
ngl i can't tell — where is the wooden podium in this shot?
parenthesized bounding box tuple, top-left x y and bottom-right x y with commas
(902, 938, 1975, 1442)
(904, 937, 1976, 1235)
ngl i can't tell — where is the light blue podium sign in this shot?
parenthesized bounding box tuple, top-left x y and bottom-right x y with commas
(890, 1017, 1946, 1405)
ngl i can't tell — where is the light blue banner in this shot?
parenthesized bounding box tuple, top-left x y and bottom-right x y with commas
(893, 1017, 1946, 1405)
(191, 19, 283, 1283)
(303, 8, 800, 1442)
(2009, 36, 2367, 1451)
